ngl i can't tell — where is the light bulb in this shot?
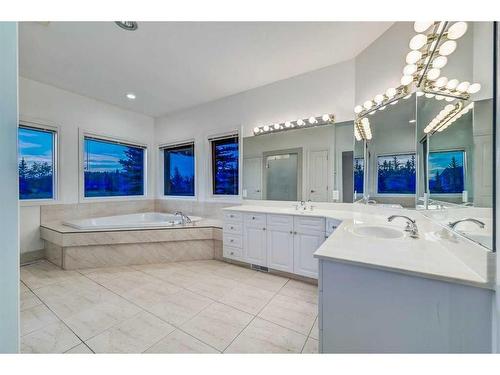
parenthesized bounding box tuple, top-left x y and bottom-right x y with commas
(363, 100, 373, 110)
(436, 95, 444, 100)
(361, 118, 369, 126)
(297, 119, 305, 126)
(439, 40, 457, 56)
(445, 97, 455, 102)
(447, 22, 468, 40)
(374, 94, 385, 104)
(253, 127, 260, 133)
(125, 93, 136, 100)
(416, 91, 424, 97)
(273, 123, 280, 130)
(446, 79, 459, 90)
(427, 68, 440, 80)
(414, 21, 434, 33)
(386, 87, 397, 98)
(321, 114, 330, 122)
(409, 34, 428, 50)
(406, 50, 422, 64)
(354, 105, 363, 114)
(432, 56, 448, 69)
(403, 64, 418, 76)
(401, 75, 413, 85)
(425, 93, 435, 98)
(456, 81, 470, 93)
(390, 100, 399, 105)
(435, 76, 448, 88)
(379, 106, 386, 111)
(467, 83, 481, 94)
(445, 104, 455, 112)
(403, 94, 412, 100)
(263, 125, 269, 131)
(284, 121, 292, 128)
(308, 117, 317, 124)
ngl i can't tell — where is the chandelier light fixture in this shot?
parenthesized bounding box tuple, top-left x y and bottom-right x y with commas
(253, 113, 335, 135)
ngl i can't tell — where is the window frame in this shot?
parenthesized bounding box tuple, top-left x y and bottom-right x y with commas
(18, 120, 59, 206)
(208, 131, 241, 200)
(160, 140, 197, 200)
(375, 151, 417, 196)
(427, 148, 467, 197)
(79, 130, 148, 202)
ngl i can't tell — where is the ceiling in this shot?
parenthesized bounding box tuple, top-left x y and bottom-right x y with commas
(19, 21, 393, 118)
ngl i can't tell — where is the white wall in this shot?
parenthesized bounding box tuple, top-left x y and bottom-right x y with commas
(19, 77, 155, 255)
(0, 22, 19, 353)
(155, 59, 355, 201)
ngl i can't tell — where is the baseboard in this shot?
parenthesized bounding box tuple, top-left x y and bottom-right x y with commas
(20, 249, 45, 265)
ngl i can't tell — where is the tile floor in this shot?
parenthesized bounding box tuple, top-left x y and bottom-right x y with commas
(20, 259, 319, 353)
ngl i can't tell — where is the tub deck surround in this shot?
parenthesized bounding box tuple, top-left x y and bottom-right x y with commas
(223, 204, 494, 289)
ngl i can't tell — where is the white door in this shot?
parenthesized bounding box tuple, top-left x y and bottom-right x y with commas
(267, 228, 294, 273)
(243, 224, 267, 266)
(309, 150, 328, 202)
(243, 157, 262, 199)
(293, 231, 325, 278)
(473, 135, 493, 206)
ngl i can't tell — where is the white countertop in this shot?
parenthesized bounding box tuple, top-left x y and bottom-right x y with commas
(224, 204, 495, 289)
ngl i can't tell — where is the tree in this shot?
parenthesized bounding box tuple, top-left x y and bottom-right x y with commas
(119, 147, 144, 194)
(19, 158, 28, 179)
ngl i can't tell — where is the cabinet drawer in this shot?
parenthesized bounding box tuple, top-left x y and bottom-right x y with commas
(223, 233, 242, 248)
(267, 214, 294, 232)
(294, 216, 325, 235)
(223, 245, 243, 259)
(224, 222, 242, 235)
(326, 218, 342, 235)
(224, 211, 243, 222)
(244, 212, 266, 226)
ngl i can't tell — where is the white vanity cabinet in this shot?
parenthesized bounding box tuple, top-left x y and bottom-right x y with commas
(293, 216, 326, 278)
(266, 214, 295, 273)
(242, 213, 267, 266)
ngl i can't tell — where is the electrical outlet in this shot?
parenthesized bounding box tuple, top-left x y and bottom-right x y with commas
(332, 190, 340, 200)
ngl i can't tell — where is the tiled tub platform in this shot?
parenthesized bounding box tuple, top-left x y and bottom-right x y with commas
(40, 220, 223, 270)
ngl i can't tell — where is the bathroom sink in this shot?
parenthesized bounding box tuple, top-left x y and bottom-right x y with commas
(350, 225, 405, 239)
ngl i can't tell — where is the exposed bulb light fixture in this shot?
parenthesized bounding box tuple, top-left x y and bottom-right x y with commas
(439, 40, 457, 56)
(414, 21, 434, 33)
(284, 121, 292, 128)
(427, 68, 441, 80)
(374, 94, 385, 104)
(409, 34, 428, 50)
(456, 81, 470, 93)
(297, 119, 305, 126)
(363, 100, 373, 110)
(432, 56, 448, 69)
(434, 76, 448, 88)
(354, 105, 363, 114)
(446, 79, 459, 90)
(321, 114, 330, 122)
(401, 75, 413, 85)
(263, 125, 270, 131)
(403, 64, 418, 76)
(125, 92, 136, 100)
(406, 50, 422, 64)
(253, 127, 260, 133)
(467, 83, 481, 94)
(253, 113, 334, 135)
(308, 117, 317, 124)
(447, 22, 468, 40)
(386, 87, 397, 98)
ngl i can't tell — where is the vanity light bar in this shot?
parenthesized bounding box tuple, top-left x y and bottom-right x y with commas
(253, 113, 335, 136)
(423, 101, 473, 134)
(354, 85, 411, 119)
(354, 117, 372, 141)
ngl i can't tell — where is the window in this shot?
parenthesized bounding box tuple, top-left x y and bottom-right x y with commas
(84, 136, 146, 198)
(428, 150, 465, 194)
(163, 142, 195, 196)
(211, 135, 239, 195)
(377, 153, 416, 194)
(18, 125, 56, 200)
(353, 157, 364, 194)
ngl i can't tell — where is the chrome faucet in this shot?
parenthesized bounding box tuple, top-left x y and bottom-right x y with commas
(448, 218, 485, 230)
(361, 196, 377, 205)
(295, 201, 306, 211)
(174, 211, 192, 224)
(387, 215, 419, 238)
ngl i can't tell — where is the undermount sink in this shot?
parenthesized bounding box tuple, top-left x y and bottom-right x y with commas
(350, 225, 405, 239)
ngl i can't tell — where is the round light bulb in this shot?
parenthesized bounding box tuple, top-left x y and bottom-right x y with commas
(445, 97, 455, 102)
(263, 125, 269, 131)
(456, 81, 470, 93)
(386, 87, 397, 98)
(125, 93, 136, 100)
(297, 119, 305, 126)
(447, 22, 468, 40)
(435, 76, 448, 88)
(414, 21, 434, 33)
(354, 105, 363, 114)
(445, 104, 455, 112)
(439, 40, 457, 56)
(390, 100, 399, 105)
(403, 64, 418, 76)
(253, 127, 260, 133)
(308, 117, 317, 124)
(363, 100, 373, 110)
(409, 34, 428, 50)
(379, 106, 386, 111)
(425, 93, 435, 98)
(436, 95, 444, 100)
(374, 94, 385, 104)
(416, 91, 424, 97)
(406, 50, 422, 64)
(403, 94, 412, 100)
(446, 79, 459, 90)
(467, 83, 481, 94)
(401, 75, 413, 85)
(321, 114, 330, 122)
(432, 56, 448, 69)
(427, 68, 441, 80)
(273, 123, 280, 130)
(284, 121, 292, 128)
(361, 118, 369, 126)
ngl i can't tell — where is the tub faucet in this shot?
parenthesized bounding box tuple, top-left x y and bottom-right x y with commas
(448, 218, 485, 230)
(387, 215, 419, 238)
(174, 211, 192, 224)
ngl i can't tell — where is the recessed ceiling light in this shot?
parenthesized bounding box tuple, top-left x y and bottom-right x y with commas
(126, 93, 136, 100)
(115, 21, 138, 31)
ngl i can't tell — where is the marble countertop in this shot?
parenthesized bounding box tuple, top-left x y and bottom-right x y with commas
(224, 204, 495, 290)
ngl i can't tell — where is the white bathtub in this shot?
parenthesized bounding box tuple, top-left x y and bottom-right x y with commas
(63, 212, 202, 230)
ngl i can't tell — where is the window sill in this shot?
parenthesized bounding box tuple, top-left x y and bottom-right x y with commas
(79, 195, 151, 203)
(158, 195, 198, 201)
(20, 199, 58, 207)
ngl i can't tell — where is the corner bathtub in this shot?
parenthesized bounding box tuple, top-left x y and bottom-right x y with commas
(63, 212, 202, 230)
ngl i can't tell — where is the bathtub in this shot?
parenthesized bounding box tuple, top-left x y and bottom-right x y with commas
(63, 212, 202, 230)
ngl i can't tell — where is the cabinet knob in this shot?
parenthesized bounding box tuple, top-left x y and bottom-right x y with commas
(289, 230, 293, 234)
(230, 251, 234, 255)
(230, 214, 234, 218)
(262, 227, 266, 231)
(230, 226, 234, 229)
(230, 239, 234, 242)
(294, 231, 297, 235)
(252, 216, 256, 220)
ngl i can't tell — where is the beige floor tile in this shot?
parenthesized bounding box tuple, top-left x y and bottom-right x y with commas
(242, 272, 289, 292)
(63, 300, 142, 341)
(310, 317, 319, 340)
(140, 266, 204, 288)
(20, 290, 43, 311)
(65, 343, 94, 353)
(119, 279, 182, 307)
(95, 271, 166, 295)
(79, 266, 139, 283)
(21, 304, 60, 336)
(279, 279, 318, 305)
(185, 274, 242, 301)
(21, 321, 81, 353)
(219, 284, 275, 315)
(302, 337, 319, 354)
(181, 302, 253, 351)
(225, 318, 306, 353)
(145, 330, 220, 353)
(21, 261, 81, 289)
(258, 294, 317, 335)
(145, 289, 213, 326)
(180, 260, 230, 274)
(86, 311, 175, 353)
(215, 264, 257, 282)
(20, 282, 30, 293)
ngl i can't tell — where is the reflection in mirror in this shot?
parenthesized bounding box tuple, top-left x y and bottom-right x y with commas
(243, 121, 353, 203)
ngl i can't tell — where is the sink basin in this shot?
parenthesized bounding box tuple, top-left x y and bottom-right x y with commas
(350, 225, 405, 239)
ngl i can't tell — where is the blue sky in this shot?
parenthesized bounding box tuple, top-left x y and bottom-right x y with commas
(84, 139, 131, 172)
(429, 151, 464, 174)
(168, 152, 194, 178)
(18, 127, 53, 166)
(377, 154, 414, 168)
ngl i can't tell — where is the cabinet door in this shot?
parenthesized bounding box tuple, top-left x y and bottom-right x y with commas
(267, 228, 294, 273)
(243, 225, 267, 266)
(294, 231, 324, 278)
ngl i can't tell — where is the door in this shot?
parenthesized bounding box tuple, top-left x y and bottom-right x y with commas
(309, 150, 328, 201)
(265, 153, 299, 201)
(266, 214, 294, 273)
(243, 157, 262, 199)
(293, 231, 325, 278)
(342, 151, 354, 203)
(243, 224, 267, 266)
